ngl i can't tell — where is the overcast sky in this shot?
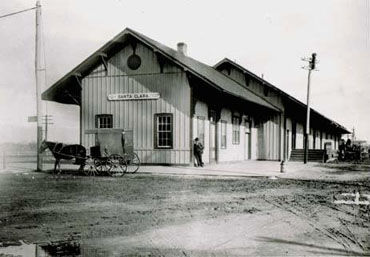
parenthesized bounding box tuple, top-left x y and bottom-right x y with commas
(0, 0, 369, 144)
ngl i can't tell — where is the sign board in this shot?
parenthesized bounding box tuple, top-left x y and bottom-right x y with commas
(108, 92, 160, 101)
(28, 116, 37, 122)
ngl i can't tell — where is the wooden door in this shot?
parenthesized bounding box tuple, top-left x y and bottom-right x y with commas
(209, 122, 216, 163)
(244, 119, 251, 160)
(209, 110, 217, 163)
(292, 122, 297, 149)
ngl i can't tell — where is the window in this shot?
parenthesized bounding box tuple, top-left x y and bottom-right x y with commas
(245, 120, 251, 133)
(209, 110, 217, 123)
(232, 116, 240, 144)
(197, 116, 205, 145)
(221, 120, 227, 149)
(127, 54, 141, 70)
(154, 113, 173, 149)
(95, 114, 113, 128)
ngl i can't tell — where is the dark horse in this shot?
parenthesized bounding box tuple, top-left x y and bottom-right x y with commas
(40, 140, 86, 174)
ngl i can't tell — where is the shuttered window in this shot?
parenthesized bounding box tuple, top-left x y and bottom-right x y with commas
(154, 113, 173, 149)
(95, 114, 113, 128)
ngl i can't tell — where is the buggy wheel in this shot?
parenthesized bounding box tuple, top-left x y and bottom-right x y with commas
(94, 158, 110, 175)
(83, 158, 98, 176)
(107, 154, 127, 177)
(124, 152, 140, 173)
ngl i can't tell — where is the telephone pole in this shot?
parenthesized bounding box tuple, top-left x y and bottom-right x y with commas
(35, 1, 43, 171)
(43, 115, 53, 141)
(302, 53, 317, 164)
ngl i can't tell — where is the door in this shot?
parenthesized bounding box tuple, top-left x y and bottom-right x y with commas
(292, 122, 297, 149)
(209, 110, 217, 163)
(244, 119, 251, 160)
(286, 129, 290, 159)
(209, 122, 216, 162)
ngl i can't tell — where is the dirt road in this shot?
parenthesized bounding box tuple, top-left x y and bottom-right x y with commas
(0, 170, 369, 256)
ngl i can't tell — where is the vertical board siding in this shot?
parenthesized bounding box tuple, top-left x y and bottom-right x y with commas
(218, 108, 244, 162)
(219, 64, 346, 161)
(81, 42, 191, 164)
(222, 66, 285, 109)
(194, 101, 256, 163)
(220, 66, 283, 160)
(256, 115, 280, 160)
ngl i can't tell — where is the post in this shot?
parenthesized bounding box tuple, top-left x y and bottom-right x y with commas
(304, 69, 312, 164)
(45, 116, 48, 141)
(302, 53, 317, 164)
(35, 1, 43, 171)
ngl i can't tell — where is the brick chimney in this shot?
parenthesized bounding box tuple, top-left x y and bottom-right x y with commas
(177, 42, 187, 56)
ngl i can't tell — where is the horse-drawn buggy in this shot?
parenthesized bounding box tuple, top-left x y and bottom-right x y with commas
(40, 129, 140, 176)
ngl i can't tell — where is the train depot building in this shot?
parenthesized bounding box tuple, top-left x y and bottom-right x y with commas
(42, 28, 349, 165)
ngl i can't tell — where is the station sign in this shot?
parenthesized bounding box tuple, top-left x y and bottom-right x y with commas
(108, 92, 160, 101)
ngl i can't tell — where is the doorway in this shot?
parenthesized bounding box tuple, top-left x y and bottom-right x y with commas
(209, 110, 217, 163)
(286, 129, 290, 159)
(244, 119, 251, 160)
(292, 122, 297, 149)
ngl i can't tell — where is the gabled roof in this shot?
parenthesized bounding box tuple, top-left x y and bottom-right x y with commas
(214, 58, 350, 134)
(42, 28, 279, 112)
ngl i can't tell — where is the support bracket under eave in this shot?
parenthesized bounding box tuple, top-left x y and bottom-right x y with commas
(225, 66, 231, 75)
(244, 73, 251, 87)
(186, 72, 192, 80)
(99, 53, 108, 75)
(64, 90, 80, 105)
(74, 73, 82, 90)
(154, 51, 165, 73)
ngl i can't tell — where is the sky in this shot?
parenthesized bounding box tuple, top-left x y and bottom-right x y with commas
(0, 0, 369, 144)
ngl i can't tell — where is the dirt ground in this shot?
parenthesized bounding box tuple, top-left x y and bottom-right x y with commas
(0, 165, 369, 256)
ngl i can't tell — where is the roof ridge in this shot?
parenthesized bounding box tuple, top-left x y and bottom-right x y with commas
(126, 29, 280, 111)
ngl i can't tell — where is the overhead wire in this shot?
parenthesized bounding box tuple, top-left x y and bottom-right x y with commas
(0, 6, 36, 19)
(1, 5, 51, 135)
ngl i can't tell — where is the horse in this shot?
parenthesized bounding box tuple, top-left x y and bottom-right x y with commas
(39, 140, 86, 174)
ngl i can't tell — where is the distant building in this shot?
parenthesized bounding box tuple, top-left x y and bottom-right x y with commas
(42, 28, 349, 165)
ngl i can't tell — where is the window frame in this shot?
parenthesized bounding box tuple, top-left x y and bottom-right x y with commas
(95, 114, 113, 129)
(245, 119, 251, 134)
(232, 115, 240, 145)
(154, 113, 173, 149)
(209, 110, 217, 123)
(221, 120, 227, 149)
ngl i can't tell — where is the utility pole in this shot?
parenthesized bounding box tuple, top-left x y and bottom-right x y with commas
(352, 127, 356, 142)
(35, 1, 43, 171)
(302, 53, 317, 164)
(43, 115, 53, 141)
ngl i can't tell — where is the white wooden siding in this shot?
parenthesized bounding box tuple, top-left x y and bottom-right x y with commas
(81, 42, 191, 164)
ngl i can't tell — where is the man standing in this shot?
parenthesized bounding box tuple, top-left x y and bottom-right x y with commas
(194, 137, 204, 167)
